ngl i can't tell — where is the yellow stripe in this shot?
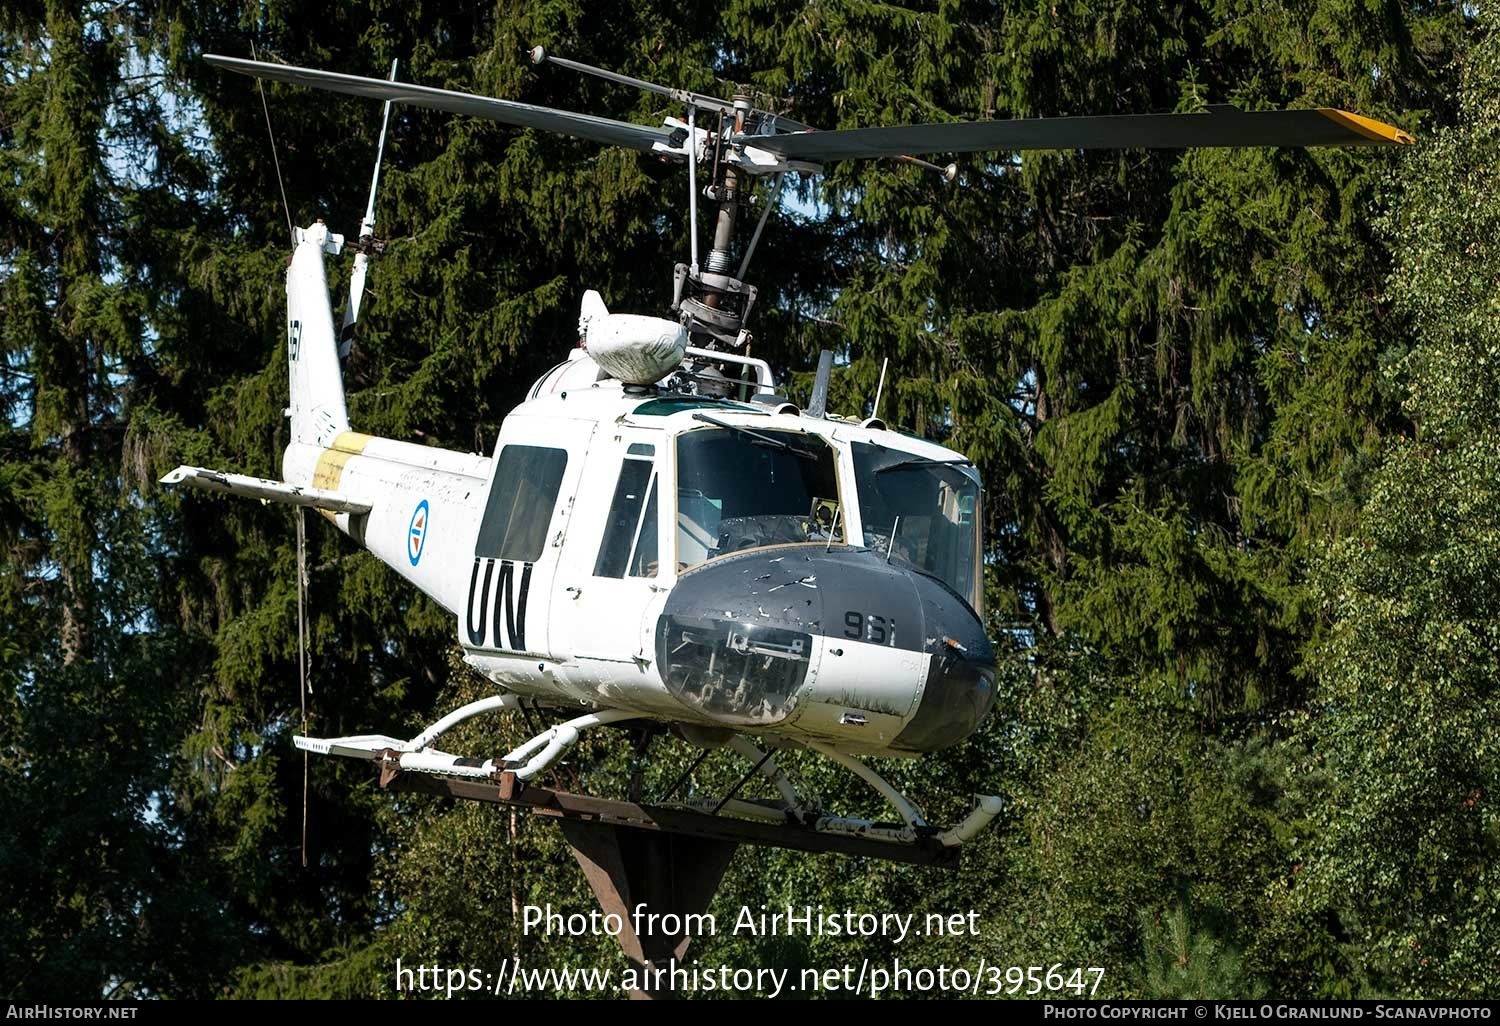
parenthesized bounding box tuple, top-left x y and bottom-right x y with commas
(330, 431, 375, 454)
(1317, 108, 1414, 146)
(310, 433, 373, 524)
(311, 447, 356, 492)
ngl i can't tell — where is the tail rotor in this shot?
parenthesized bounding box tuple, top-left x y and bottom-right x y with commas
(339, 58, 398, 358)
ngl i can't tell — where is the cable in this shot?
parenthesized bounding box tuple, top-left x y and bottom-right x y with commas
(296, 505, 310, 868)
(250, 40, 295, 241)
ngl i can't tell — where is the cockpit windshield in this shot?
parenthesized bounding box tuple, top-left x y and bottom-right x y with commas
(852, 441, 982, 613)
(675, 425, 843, 570)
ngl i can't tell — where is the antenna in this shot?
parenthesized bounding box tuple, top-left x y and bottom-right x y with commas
(807, 349, 834, 419)
(872, 357, 889, 423)
(339, 58, 398, 356)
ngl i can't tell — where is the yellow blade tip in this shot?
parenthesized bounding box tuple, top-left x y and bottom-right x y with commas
(1319, 108, 1415, 146)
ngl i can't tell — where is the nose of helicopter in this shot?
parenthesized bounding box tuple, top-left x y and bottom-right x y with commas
(653, 545, 995, 753)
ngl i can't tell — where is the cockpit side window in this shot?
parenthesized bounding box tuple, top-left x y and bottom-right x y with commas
(477, 445, 569, 562)
(629, 480, 659, 578)
(674, 428, 842, 571)
(594, 445, 657, 579)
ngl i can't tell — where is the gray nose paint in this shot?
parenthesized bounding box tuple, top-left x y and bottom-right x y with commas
(655, 545, 995, 751)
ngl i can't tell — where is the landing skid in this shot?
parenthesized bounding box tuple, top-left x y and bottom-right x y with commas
(294, 694, 1001, 862)
(297, 695, 1001, 997)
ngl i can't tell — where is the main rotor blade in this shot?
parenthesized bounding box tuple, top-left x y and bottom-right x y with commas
(206, 54, 674, 154)
(744, 106, 1413, 162)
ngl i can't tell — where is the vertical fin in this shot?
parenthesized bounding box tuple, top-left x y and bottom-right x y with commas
(287, 222, 351, 447)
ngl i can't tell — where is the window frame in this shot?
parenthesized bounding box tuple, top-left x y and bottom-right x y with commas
(592, 445, 658, 579)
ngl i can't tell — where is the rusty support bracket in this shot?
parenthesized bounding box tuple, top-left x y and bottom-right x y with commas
(560, 820, 737, 998)
(376, 748, 402, 789)
(377, 762, 959, 998)
(382, 767, 959, 868)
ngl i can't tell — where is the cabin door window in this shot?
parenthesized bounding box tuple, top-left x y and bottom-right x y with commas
(476, 445, 568, 561)
(464, 442, 574, 657)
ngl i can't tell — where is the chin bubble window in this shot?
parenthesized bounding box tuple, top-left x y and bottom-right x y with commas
(655, 615, 811, 725)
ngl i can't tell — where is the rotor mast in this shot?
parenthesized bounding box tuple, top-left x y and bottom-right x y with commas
(527, 50, 965, 354)
(530, 49, 784, 352)
(705, 97, 749, 279)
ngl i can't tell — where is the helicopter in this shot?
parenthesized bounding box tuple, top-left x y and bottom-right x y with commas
(162, 47, 1412, 851)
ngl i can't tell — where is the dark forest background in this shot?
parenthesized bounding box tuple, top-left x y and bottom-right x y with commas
(2, 0, 1496, 999)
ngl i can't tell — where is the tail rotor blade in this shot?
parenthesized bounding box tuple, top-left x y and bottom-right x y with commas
(340, 59, 398, 355)
(363, 59, 397, 230)
(340, 257, 370, 357)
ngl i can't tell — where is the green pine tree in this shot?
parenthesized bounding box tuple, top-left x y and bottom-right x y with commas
(1298, 8, 1500, 998)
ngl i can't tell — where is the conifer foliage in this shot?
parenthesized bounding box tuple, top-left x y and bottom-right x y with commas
(1301, 8, 1500, 995)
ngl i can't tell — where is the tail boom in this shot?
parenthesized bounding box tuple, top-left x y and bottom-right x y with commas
(282, 432, 490, 615)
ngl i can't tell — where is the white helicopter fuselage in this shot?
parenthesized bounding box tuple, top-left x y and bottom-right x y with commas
(269, 223, 995, 759)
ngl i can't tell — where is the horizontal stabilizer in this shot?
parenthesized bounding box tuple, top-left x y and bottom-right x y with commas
(160, 465, 372, 514)
(294, 734, 408, 759)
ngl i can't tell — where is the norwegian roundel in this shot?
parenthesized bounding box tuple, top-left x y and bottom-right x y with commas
(408, 500, 430, 566)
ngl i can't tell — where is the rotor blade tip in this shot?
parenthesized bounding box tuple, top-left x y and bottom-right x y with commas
(1319, 107, 1415, 146)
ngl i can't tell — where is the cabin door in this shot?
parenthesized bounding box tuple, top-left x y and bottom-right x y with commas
(462, 418, 596, 661)
(553, 435, 663, 664)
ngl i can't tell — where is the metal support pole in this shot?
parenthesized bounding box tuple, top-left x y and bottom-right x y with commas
(560, 820, 738, 999)
(736, 173, 786, 282)
(687, 105, 699, 274)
